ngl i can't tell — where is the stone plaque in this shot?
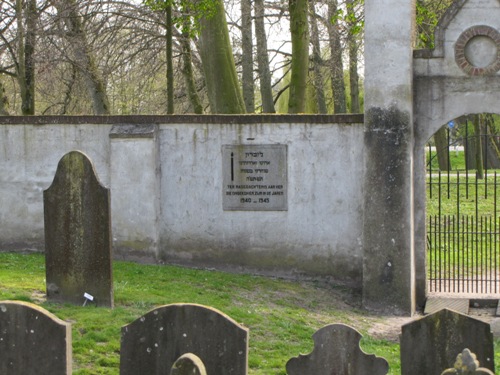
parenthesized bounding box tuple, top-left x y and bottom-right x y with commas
(222, 144, 287, 211)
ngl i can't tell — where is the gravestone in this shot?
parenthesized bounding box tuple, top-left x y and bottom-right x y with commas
(170, 353, 207, 375)
(286, 324, 389, 375)
(401, 309, 494, 375)
(0, 301, 72, 375)
(44, 150, 113, 307)
(120, 303, 248, 375)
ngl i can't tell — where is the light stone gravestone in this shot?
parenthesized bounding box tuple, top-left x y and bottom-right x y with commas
(0, 300, 72, 375)
(286, 323, 389, 375)
(401, 309, 494, 375)
(44, 150, 113, 307)
(120, 303, 249, 375)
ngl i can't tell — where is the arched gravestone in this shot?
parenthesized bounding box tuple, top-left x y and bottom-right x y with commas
(0, 301, 72, 375)
(400, 309, 494, 375)
(286, 324, 389, 375)
(120, 303, 249, 375)
(44, 150, 113, 307)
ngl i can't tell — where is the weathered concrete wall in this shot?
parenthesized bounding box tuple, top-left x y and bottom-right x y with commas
(363, 0, 416, 314)
(158, 120, 364, 281)
(0, 122, 111, 248)
(0, 115, 365, 284)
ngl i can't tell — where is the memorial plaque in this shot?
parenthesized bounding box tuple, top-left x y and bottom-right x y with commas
(223, 145, 287, 211)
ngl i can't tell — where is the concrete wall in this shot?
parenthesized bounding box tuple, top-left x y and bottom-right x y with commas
(0, 115, 365, 285)
(0, 122, 111, 248)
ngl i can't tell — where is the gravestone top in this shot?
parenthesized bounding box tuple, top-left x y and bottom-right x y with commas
(0, 300, 72, 375)
(401, 309, 494, 375)
(44, 150, 113, 307)
(286, 323, 388, 375)
(120, 303, 248, 375)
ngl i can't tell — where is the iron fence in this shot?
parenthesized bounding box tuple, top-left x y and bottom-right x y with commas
(427, 151, 500, 294)
(427, 214, 500, 294)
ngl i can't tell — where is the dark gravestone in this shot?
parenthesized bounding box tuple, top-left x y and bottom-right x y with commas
(286, 324, 389, 375)
(120, 303, 249, 375)
(401, 309, 494, 375)
(44, 150, 113, 307)
(0, 301, 72, 375)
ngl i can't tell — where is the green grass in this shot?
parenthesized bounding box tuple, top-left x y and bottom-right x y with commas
(0, 252, 402, 375)
(426, 149, 467, 171)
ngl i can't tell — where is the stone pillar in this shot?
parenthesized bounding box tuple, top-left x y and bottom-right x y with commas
(110, 124, 160, 261)
(363, 0, 416, 314)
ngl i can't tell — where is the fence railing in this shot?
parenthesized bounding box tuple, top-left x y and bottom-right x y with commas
(427, 214, 500, 294)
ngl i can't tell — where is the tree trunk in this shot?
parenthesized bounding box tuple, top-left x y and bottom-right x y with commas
(346, 0, 360, 113)
(434, 127, 450, 171)
(309, 1, 327, 114)
(52, 0, 110, 115)
(483, 114, 500, 169)
(17, 0, 36, 115)
(0, 79, 9, 115)
(197, 0, 246, 114)
(288, 0, 309, 114)
(166, 4, 174, 114)
(254, 0, 275, 113)
(180, 28, 203, 114)
(327, 0, 346, 114)
(474, 114, 484, 179)
(241, 0, 254, 113)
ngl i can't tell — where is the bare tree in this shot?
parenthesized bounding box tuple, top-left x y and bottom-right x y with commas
(254, 0, 275, 113)
(49, 0, 110, 115)
(241, 0, 254, 112)
(309, 1, 327, 114)
(327, 0, 347, 113)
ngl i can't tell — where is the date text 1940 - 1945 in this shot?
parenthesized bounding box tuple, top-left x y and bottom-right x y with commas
(222, 145, 287, 211)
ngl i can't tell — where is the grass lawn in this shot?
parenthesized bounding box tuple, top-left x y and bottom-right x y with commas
(2, 252, 500, 374)
(0, 252, 406, 374)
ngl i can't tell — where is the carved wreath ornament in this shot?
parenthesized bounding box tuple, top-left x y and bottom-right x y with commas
(440, 349, 494, 375)
(455, 25, 500, 76)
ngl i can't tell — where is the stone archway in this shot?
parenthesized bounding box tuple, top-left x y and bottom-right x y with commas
(363, 0, 500, 315)
(413, 0, 500, 308)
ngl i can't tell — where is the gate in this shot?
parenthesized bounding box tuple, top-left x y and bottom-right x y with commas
(427, 125, 500, 295)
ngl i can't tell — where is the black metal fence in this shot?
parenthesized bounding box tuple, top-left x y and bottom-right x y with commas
(428, 214, 500, 294)
(427, 139, 500, 294)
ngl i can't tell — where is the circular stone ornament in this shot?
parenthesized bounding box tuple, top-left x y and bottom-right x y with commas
(455, 25, 500, 76)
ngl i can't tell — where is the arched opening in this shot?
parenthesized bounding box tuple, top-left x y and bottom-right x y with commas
(425, 113, 500, 296)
